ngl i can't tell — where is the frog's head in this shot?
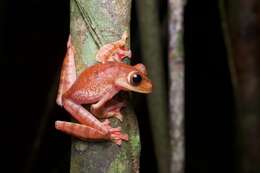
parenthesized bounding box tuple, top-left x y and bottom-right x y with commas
(115, 63, 152, 94)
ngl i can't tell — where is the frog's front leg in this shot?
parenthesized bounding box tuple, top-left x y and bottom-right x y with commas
(94, 99, 127, 122)
(96, 31, 131, 63)
(111, 48, 132, 63)
(90, 90, 124, 121)
(55, 98, 128, 145)
(90, 89, 119, 114)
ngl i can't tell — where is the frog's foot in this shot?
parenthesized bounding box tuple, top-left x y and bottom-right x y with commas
(97, 47, 131, 63)
(111, 48, 132, 63)
(95, 31, 131, 64)
(109, 127, 129, 145)
(99, 120, 129, 145)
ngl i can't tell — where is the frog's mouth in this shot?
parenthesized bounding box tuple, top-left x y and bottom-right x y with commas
(115, 79, 152, 94)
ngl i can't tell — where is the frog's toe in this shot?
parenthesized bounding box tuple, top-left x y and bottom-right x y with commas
(110, 131, 129, 146)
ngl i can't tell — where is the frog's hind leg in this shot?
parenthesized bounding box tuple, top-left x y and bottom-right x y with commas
(55, 98, 128, 145)
(56, 35, 77, 106)
(63, 99, 109, 134)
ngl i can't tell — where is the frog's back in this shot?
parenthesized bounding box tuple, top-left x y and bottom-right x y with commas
(63, 62, 131, 104)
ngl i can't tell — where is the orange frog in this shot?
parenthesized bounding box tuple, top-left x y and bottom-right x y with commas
(55, 32, 152, 145)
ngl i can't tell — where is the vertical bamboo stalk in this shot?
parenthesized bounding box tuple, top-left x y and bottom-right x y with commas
(136, 1, 170, 173)
(168, 0, 185, 172)
(220, 1, 260, 172)
(69, 0, 140, 172)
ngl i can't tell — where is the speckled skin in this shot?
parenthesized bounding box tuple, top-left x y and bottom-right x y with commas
(55, 33, 152, 145)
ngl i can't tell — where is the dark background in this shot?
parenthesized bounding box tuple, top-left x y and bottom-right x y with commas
(1, 0, 234, 172)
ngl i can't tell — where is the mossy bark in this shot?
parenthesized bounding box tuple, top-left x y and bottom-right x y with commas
(69, 0, 140, 172)
(168, 0, 185, 172)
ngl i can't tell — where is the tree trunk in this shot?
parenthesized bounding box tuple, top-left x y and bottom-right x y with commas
(69, 0, 140, 172)
(220, 1, 260, 172)
(168, 0, 185, 172)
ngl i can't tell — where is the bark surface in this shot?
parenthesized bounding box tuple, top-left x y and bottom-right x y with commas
(168, 0, 185, 172)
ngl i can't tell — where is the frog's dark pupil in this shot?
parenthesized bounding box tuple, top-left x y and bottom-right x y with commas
(132, 74, 142, 85)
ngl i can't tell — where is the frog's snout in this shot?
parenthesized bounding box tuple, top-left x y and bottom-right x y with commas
(148, 82, 153, 93)
(138, 80, 152, 94)
(145, 82, 152, 93)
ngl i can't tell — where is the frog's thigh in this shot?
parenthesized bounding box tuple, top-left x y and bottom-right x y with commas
(63, 99, 108, 134)
(56, 36, 77, 106)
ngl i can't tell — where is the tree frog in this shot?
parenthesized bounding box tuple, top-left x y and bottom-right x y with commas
(55, 32, 152, 145)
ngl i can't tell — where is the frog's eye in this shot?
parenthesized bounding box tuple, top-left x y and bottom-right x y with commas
(128, 71, 142, 86)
